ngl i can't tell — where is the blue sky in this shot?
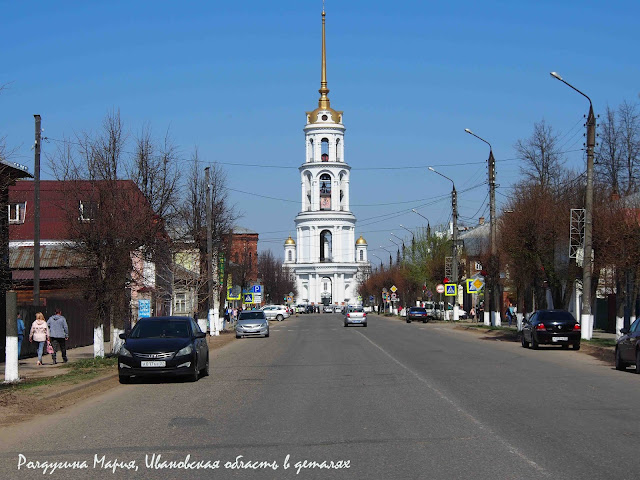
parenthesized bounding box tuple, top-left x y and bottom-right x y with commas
(2, 0, 639, 259)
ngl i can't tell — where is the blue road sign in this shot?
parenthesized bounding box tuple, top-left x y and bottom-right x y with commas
(444, 284, 457, 296)
(369, 295, 374, 302)
(244, 293, 254, 303)
(138, 299, 151, 318)
(251, 285, 262, 293)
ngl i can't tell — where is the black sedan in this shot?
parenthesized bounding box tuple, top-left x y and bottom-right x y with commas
(406, 307, 429, 323)
(615, 317, 640, 373)
(521, 310, 581, 350)
(118, 316, 209, 383)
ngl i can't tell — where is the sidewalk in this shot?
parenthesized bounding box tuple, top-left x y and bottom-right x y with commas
(2, 342, 112, 382)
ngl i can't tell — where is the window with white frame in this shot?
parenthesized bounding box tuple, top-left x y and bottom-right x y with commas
(8, 202, 26, 224)
(174, 293, 187, 313)
(79, 200, 98, 222)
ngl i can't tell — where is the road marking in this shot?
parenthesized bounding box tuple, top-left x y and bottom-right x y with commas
(355, 330, 550, 477)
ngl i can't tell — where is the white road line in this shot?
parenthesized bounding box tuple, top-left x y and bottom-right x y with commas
(355, 330, 550, 477)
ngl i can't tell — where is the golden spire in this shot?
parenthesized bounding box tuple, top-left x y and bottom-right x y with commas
(318, 5, 330, 109)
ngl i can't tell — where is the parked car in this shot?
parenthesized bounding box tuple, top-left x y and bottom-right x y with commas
(344, 305, 367, 327)
(521, 310, 581, 350)
(406, 307, 429, 323)
(615, 317, 640, 372)
(424, 301, 436, 320)
(236, 310, 269, 339)
(261, 305, 290, 321)
(295, 304, 307, 314)
(334, 305, 342, 313)
(118, 316, 209, 384)
(323, 305, 334, 313)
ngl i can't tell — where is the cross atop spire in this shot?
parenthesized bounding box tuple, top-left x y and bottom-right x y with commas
(318, 5, 330, 109)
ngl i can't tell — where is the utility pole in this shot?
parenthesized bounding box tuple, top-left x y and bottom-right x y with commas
(582, 103, 595, 338)
(205, 167, 215, 335)
(33, 115, 41, 307)
(488, 148, 500, 327)
(550, 72, 595, 339)
(464, 129, 499, 326)
(452, 184, 459, 321)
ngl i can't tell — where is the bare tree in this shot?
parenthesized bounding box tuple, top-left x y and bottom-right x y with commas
(258, 250, 296, 305)
(515, 120, 565, 189)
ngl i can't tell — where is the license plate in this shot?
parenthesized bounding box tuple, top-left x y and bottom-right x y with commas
(141, 361, 166, 367)
(552, 337, 568, 342)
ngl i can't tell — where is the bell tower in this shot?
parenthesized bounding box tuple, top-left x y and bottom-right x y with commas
(284, 6, 368, 307)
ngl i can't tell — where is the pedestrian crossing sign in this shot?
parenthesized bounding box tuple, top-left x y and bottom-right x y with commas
(444, 283, 457, 296)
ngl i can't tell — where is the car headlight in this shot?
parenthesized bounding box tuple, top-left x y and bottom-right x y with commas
(176, 344, 193, 356)
(120, 346, 132, 358)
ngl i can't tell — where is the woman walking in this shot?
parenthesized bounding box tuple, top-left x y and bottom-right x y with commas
(29, 312, 50, 365)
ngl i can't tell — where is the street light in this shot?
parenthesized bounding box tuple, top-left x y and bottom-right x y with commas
(379, 246, 392, 268)
(550, 71, 595, 340)
(371, 253, 383, 271)
(399, 224, 415, 251)
(389, 237, 402, 263)
(390, 232, 406, 258)
(411, 209, 431, 237)
(428, 166, 459, 321)
(465, 128, 499, 327)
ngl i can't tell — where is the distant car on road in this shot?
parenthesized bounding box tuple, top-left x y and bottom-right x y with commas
(295, 304, 307, 314)
(236, 310, 269, 339)
(261, 305, 289, 321)
(615, 317, 640, 373)
(521, 310, 580, 350)
(344, 306, 367, 327)
(323, 305, 334, 313)
(118, 316, 209, 384)
(406, 307, 429, 323)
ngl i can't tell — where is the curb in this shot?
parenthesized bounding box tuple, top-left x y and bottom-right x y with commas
(41, 372, 118, 400)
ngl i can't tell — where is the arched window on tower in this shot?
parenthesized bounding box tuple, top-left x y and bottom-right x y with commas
(309, 138, 314, 162)
(319, 174, 331, 210)
(320, 230, 332, 262)
(336, 138, 341, 162)
(321, 138, 329, 162)
(359, 250, 364, 261)
(288, 250, 293, 262)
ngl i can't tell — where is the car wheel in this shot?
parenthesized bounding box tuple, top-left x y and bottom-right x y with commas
(202, 354, 210, 377)
(615, 347, 626, 371)
(119, 375, 130, 384)
(521, 334, 529, 348)
(635, 350, 640, 374)
(277, 314, 283, 321)
(562, 344, 569, 350)
(265, 332, 270, 338)
(406, 319, 411, 323)
(423, 319, 427, 323)
(236, 333, 241, 339)
(531, 334, 539, 350)
(189, 359, 200, 382)
(363, 323, 367, 327)
(572, 342, 580, 351)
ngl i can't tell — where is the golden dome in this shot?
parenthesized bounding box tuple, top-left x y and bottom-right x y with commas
(356, 235, 367, 245)
(285, 236, 296, 245)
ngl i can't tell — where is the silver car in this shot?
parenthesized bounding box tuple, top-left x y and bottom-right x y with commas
(236, 311, 269, 338)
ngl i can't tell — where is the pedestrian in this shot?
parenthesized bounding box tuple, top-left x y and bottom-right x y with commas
(47, 308, 69, 364)
(17, 312, 25, 359)
(29, 312, 50, 366)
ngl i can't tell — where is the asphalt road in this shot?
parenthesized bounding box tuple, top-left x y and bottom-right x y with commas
(1, 313, 638, 480)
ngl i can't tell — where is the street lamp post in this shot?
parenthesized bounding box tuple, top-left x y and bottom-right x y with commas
(411, 209, 431, 237)
(380, 246, 392, 268)
(428, 167, 459, 321)
(390, 233, 405, 259)
(399, 224, 415, 250)
(550, 71, 595, 340)
(371, 253, 383, 271)
(465, 129, 499, 327)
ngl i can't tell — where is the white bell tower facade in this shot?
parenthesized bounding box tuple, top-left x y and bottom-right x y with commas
(283, 7, 369, 307)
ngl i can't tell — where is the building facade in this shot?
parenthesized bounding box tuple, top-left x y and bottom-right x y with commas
(283, 9, 369, 306)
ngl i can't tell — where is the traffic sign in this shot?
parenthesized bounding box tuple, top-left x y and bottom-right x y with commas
(444, 284, 457, 296)
(391, 293, 398, 301)
(243, 293, 254, 303)
(369, 295, 374, 302)
(426, 290, 433, 298)
(390, 285, 398, 293)
(436, 284, 445, 294)
(138, 299, 151, 318)
(466, 278, 484, 293)
(251, 285, 262, 293)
